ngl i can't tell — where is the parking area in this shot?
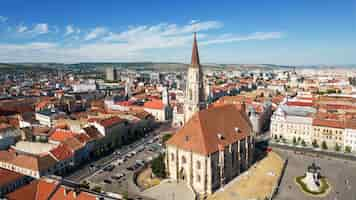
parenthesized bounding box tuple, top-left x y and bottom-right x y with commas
(86, 139, 162, 196)
(274, 148, 356, 200)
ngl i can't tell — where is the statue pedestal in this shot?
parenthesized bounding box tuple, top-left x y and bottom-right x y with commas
(303, 172, 320, 192)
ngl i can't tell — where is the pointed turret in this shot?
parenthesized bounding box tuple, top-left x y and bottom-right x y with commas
(191, 32, 200, 67)
(184, 32, 205, 123)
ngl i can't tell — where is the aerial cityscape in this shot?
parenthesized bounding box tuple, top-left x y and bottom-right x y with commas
(0, 0, 356, 200)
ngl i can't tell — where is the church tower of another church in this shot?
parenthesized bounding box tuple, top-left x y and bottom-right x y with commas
(184, 33, 205, 122)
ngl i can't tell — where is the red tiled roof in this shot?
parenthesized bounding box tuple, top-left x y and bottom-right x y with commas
(35, 100, 51, 111)
(345, 120, 356, 129)
(167, 104, 252, 155)
(6, 178, 97, 200)
(313, 118, 345, 129)
(0, 151, 57, 171)
(88, 116, 125, 128)
(49, 129, 76, 143)
(83, 126, 103, 140)
(143, 100, 165, 110)
(6, 179, 41, 200)
(0, 168, 24, 187)
(116, 100, 134, 106)
(0, 150, 16, 161)
(286, 101, 314, 107)
(50, 144, 73, 161)
(74, 133, 91, 144)
(63, 137, 84, 152)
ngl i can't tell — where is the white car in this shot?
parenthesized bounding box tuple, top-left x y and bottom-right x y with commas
(116, 159, 124, 165)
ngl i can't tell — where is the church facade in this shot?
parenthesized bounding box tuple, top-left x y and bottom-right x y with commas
(166, 33, 255, 197)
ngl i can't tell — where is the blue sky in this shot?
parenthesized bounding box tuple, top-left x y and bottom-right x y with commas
(0, 0, 355, 65)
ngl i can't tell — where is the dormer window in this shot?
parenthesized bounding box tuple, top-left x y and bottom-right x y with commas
(235, 127, 240, 133)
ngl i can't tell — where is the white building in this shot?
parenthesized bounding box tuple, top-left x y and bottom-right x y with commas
(71, 83, 96, 93)
(35, 108, 65, 127)
(343, 121, 356, 152)
(271, 104, 316, 144)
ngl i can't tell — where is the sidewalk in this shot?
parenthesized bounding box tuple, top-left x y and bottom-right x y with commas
(269, 142, 356, 161)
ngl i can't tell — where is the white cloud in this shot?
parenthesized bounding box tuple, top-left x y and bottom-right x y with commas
(16, 25, 28, 33)
(189, 19, 200, 24)
(201, 32, 283, 45)
(0, 20, 284, 62)
(104, 20, 222, 42)
(0, 16, 8, 23)
(84, 27, 108, 40)
(14, 23, 50, 35)
(65, 25, 80, 36)
(32, 23, 49, 34)
(65, 25, 74, 35)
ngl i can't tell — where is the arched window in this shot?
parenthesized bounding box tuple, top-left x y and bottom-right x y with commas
(196, 161, 201, 169)
(171, 153, 174, 161)
(182, 156, 186, 164)
(196, 175, 201, 182)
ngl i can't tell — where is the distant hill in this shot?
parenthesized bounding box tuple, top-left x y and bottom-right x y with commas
(2, 62, 354, 72)
(0, 63, 56, 72)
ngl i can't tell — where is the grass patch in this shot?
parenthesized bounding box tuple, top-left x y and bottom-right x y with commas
(295, 175, 330, 196)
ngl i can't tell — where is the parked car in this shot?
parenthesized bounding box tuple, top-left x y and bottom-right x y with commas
(103, 179, 112, 184)
(103, 164, 115, 172)
(136, 160, 145, 166)
(116, 159, 125, 165)
(112, 173, 125, 180)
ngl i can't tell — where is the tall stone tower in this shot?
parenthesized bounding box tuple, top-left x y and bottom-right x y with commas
(184, 33, 205, 122)
(162, 87, 169, 106)
(125, 77, 132, 100)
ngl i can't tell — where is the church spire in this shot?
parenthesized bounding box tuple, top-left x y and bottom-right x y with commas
(191, 32, 200, 66)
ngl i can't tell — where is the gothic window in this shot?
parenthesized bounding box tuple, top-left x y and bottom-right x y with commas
(182, 156, 186, 164)
(171, 153, 174, 161)
(196, 175, 201, 183)
(196, 161, 201, 169)
(189, 89, 193, 101)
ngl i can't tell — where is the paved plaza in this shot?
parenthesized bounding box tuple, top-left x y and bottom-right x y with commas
(274, 148, 356, 200)
(142, 181, 196, 200)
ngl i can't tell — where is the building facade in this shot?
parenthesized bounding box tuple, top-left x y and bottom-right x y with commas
(166, 105, 254, 197)
(271, 104, 315, 144)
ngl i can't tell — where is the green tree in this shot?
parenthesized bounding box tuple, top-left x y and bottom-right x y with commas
(345, 146, 352, 153)
(293, 137, 297, 145)
(151, 153, 166, 178)
(162, 134, 172, 144)
(92, 186, 102, 193)
(80, 180, 90, 190)
(334, 143, 341, 152)
(321, 141, 328, 150)
(312, 139, 319, 148)
(301, 140, 306, 147)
